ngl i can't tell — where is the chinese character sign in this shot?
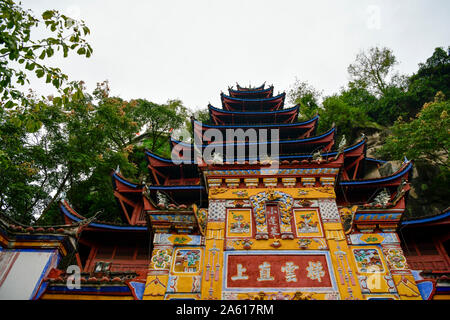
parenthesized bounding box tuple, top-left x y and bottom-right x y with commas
(225, 252, 333, 289)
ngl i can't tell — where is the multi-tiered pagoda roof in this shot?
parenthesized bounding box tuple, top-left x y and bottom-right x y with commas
(38, 82, 414, 300)
(145, 82, 411, 197)
(141, 83, 412, 216)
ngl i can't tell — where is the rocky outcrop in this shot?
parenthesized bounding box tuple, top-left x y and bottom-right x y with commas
(364, 131, 449, 220)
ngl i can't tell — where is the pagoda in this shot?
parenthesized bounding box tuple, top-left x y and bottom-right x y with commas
(31, 82, 424, 300)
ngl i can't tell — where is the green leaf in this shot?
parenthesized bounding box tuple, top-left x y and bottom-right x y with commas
(4, 100, 15, 109)
(10, 115, 23, 127)
(76, 47, 86, 55)
(42, 10, 54, 20)
(52, 78, 60, 89)
(63, 44, 69, 58)
(53, 96, 62, 106)
(35, 69, 45, 78)
(25, 62, 35, 71)
(83, 26, 90, 35)
(46, 47, 54, 58)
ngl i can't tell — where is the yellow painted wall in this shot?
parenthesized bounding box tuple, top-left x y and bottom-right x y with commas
(145, 185, 422, 300)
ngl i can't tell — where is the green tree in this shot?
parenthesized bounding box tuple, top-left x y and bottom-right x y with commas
(407, 46, 450, 118)
(378, 92, 449, 170)
(0, 0, 92, 223)
(378, 92, 450, 218)
(0, 0, 92, 113)
(136, 99, 188, 153)
(1, 83, 137, 223)
(339, 85, 378, 118)
(319, 95, 379, 143)
(287, 79, 321, 120)
(193, 108, 210, 124)
(38, 83, 189, 224)
(367, 86, 412, 126)
(348, 47, 404, 96)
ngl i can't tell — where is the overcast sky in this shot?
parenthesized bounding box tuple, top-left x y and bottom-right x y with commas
(22, 0, 450, 111)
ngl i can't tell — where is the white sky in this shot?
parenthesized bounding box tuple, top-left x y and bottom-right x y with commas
(21, 0, 450, 111)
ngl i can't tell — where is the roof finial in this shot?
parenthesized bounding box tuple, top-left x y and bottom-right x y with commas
(338, 135, 346, 152)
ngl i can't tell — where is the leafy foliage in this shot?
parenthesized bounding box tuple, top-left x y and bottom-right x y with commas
(365, 86, 411, 126)
(407, 46, 450, 118)
(193, 108, 210, 123)
(1, 2, 448, 226)
(1, 76, 189, 224)
(288, 79, 321, 120)
(136, 99, 188, 153)
(0, 0, 92, 113)
(347, 47, 402, 96)
(287, 80, 379, 142)
(319, 95, 379, 142)
(0, 0, 94, 223)
(378, 92, 449, 170)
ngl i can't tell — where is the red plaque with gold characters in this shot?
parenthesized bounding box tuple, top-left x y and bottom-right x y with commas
(224, 251, 336, 291)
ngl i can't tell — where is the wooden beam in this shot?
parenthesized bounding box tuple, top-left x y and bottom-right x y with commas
(84, 247, 97, 272)
(113, 191, 137, 207)
(131, 202, 144, 225)
(75, 253, 83, 270)
(341, 169, 350, 181)
(118, 199, 132, 225)
(345, 154, 364, 171)
(148, 165, 161, 185)
(303, 126, 315, 138)
(352, 155, 363, 180)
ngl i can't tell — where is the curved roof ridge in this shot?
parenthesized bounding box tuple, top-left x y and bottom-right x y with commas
(111, 170, 144, 189)
(236, 83, 265, 91)
(208, 103, 299, 115)
(147, 185, 205, 190)
(171, 126, 335, 148)
(401, 207, 450, 225)
(145, 149, 195, 165)
(229, 85, 274, 94)
(168, 135, 365, 162)
(60, 200, 147, 231)
(339, 160, 413, 186)
(221, 92, 285, 102)
(192, 114, 319, 129)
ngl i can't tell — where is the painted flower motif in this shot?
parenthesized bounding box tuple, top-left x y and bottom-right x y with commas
(298, 239, 312, 249)
(232, 190, 249, 198)
(386, 249, 406, 269)
(353, 249, 384, 273)
(151, 250, 170, 269)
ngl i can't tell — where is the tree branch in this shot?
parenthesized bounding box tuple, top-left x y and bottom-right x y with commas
(40, 167, 72, 218)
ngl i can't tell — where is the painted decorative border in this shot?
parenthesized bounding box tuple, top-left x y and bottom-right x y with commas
(349, 233, 399, 245)
(293, 209, 324, 238)
(226, 209, 252, 238)
(204, 168, 339, 176)
(153, 233, 203, 246)
(170, 247, 203, 275)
